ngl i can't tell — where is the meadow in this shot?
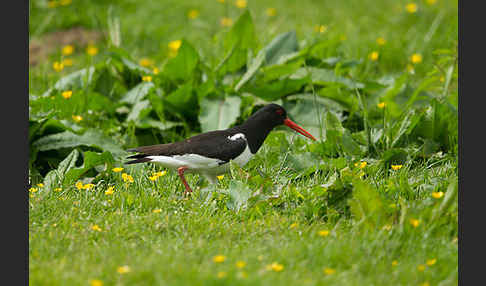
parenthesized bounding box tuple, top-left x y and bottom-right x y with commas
(29, 0, 458, 285)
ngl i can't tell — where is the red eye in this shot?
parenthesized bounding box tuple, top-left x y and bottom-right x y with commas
(276, 109, 284, 115)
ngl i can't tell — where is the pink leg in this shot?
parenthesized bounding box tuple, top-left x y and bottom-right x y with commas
(177, 166, 193, 196)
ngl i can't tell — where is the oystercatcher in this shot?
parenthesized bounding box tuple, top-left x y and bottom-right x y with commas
(126, 104, 316, 195)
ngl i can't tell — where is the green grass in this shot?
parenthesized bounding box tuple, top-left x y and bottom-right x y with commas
(29, 0, 458, 285)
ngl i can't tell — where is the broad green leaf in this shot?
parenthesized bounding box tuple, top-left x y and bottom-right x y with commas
(263, 30, 299, 66)
(283, 95, 346, 141)
(223, 181, 252, 212)
(234, 31, 300, 92)
(164, 83, 198, 119)
(41, 67, 95, 97)
(33, 129, 127, 159)
(234, 49, 265, 92)
(135, 118, 183, 131)
(390, 109, 422, 148)
(121, 82, 155, 104)
(348, 179, 388, 229)
(199, 96, 242, 132)
(43, 149, 80, 192)
(221, 11, 258, 73)
(164, 39, 200, 80)
(64, 151, 115, 185)
(290, 67, 364, 89)
(341, 130, 364, 157)
(243, 78, 307, 101)
(126, 100, 151, 122)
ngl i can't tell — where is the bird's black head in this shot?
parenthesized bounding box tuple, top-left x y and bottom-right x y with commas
(249, 103, 288, 127)
(240, 104, 316, 153)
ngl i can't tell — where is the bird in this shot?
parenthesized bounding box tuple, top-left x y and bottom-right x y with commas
(125, 103, 316, 195)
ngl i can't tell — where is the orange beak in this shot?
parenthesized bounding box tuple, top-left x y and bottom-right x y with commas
(283, 118, 317, 141)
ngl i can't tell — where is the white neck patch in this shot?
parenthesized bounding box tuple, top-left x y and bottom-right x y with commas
(228, 133, 246, 141)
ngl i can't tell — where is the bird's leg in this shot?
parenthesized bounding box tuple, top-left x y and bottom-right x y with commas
(177, 166, 193, 196)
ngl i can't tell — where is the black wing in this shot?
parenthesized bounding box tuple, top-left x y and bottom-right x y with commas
(126, 130, 247, 165)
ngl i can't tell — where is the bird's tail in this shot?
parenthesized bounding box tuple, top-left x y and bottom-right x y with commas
(125, 149, 153, 164)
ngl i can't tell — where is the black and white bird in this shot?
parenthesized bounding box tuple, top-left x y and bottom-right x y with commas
(126, 104, 316, 195)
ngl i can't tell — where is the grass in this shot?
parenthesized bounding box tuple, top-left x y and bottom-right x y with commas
(29, 0, 458, 285)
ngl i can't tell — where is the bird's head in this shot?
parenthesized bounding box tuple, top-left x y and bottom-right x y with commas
(250, 104, 317, 141)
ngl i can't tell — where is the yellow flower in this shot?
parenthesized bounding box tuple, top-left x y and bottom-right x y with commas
(289, 223, 298, 229)
(318, 230, 330, 237)
(405, 3, 418, 13)
(439, 76, 445, 83)
(268, 262, 284, 272)
(29, 187, 38, 193)
(168, 40, 182, 57)
(213, 255, 226, 263)
(432, 191, 444, 199)
(112, 167, 124, 173)
(323, 267, 336, 275)
(217, 271, 227, 278)
(62, 45, 74, 56)
(266, 8, 277, 17)
(152, 209, 162, 213)
(105, 186, 115, 195)
(89, 279, 103, 286)
(355, 161, 367, 169)
(76, 181, 84, 190)
(369, 51, 379, 61)
(60, 0, 72, 6)
(188, 9, 200, 19)
(91, 225, 102, 232)
(410, 53, 422, 64)
(153, 67, 160, 75)
(47, 1, 59, 8)
(382, 224, 392, 231)
(417, 264, 426, 271)
(314, 25, 328, 33)
(53, 61, 64, 72)
(83, 183, 95, 190)
(86, 45, 99, 56)
(426, 258, 437, 266)
(426, 0, 437, 5)
(236, 261, 246, 268)
(377, 102, 386, 109)
(154, 171, 167, 177)
(376, 37, 386, 46)
(409, 218, 420, 228)
(62, 90, 73, 99)
(149, 175, 158, 181)
(72, 115, 83, 122)
(220, 17, 233, 27)
(218, 0, 225, 3)
(139, 58, 153, 67)
(54, 187, 62, 192)
(391, 260, 398, 266)
(257, 255, 264, 261)
(29, 193, 35, 198)
(142, 75, 152, 82)
(117, 265, 131, 274)
(37, 183, 44, 187)
(235, 0, 247, 9)
(122, 173, 134, 183)
(217, 175, 224, 180)
(391, 164, 403, 170)
(420, 282, 430, 286)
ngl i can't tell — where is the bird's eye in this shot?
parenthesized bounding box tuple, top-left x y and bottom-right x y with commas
(276, 109, 284, 115)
